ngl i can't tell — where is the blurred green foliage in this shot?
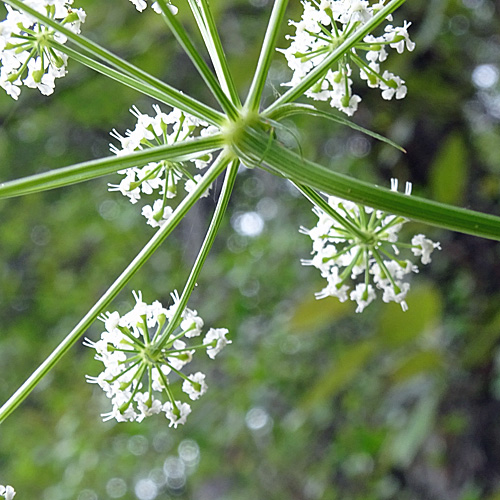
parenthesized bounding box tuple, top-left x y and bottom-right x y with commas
(1, 0, 500, 499)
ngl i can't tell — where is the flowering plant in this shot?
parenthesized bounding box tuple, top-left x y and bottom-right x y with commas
(1, 0, 500, 494)
(85, 290, 230, 424)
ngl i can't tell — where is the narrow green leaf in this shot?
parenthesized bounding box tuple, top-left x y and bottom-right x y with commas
(288, 293, 351, 333)
(391, 350, 444, 382)
(462, 305, 500, 368)
(266, 103, 406, 152)
(377, 283, 442, 348)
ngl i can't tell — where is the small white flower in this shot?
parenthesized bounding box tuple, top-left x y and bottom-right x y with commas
(411, 234, 441, 264)
(204, 328, 231, 359)
(380, 71, 407, 100)
(134, 392, 163, 422)
(168, 340, 194, 370)
(350, 283, 377, 313)
(101, 311, 121, 333)
(0, 485, 16, 500)
(141, 200, 173, 228)
(152, 1, 178, 14)
(152, 364, 171, 392)
(128, 0, 178, 14)
(23, 57, 57, 95)
(182, 372, 208, 400)
(129, 0, 147, 11)
(315, 267, 350, 302)
(101, 390, 138, 423)
(164, 401, 191, 428)
(181, 309, 204, 337)
(385, 21, 415, 54)
(185, 174, 212, 197)
(107, 170, 141, 204)
(381, 281, 410, 309)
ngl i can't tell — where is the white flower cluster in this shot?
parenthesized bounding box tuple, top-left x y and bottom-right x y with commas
(0, 0, 86, 99)
(108, 105, 217, 228)
(301, 180, 441, 312)
(85, 291, 231, 426)
(279, 0, 415, 115)
(0, 485, 15, 500)
(127, 0, 178, 15)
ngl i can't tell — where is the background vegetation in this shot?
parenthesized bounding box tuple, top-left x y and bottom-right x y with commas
(1, 0, 500, 498)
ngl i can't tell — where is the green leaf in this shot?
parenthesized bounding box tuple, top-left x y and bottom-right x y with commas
(301, 340, 377, 409)
(462, 304, 500, 368)
(430, 133, 468, 205)
(391, 350, 444, 382)
(377, 283, 442, 348)
(383, 391, 439, 467)
(288, 293, 351, 333)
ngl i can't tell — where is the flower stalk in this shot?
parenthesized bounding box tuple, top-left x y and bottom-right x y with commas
(234, 126, 500, 241)
(190, 0, 240, 104)
(265, 0, 407, 114)
(2, 0, 226, 125)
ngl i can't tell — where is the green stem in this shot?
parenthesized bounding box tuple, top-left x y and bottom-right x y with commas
(3, 0, 224, 126)
(372, 250, 400, 291)
(164, 360, 193, 384)
(155, 0, 239, 121)
(186, 0, 208, 38)
(264, 0, 407, 114)
(189, 0, 240, 105)
(156, 159, 239, 349)
(235, 127, 500, 241)
(244, 0, 289, 112)
(50, 40, 217, 118)
(163, 342, 208, 353)
(0, 153, 230, 424)
(296, 184, 367, 240)
(0, 134, 224, 199)
(158, 369, 177, 408)
(123, 364, 148, 409)
(161, 329, 187, 348)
